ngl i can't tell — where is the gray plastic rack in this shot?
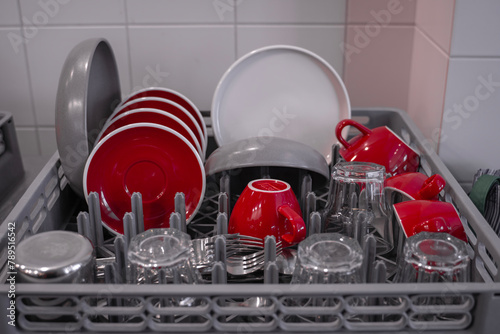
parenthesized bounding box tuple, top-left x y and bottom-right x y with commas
(1, 108, 500, 333)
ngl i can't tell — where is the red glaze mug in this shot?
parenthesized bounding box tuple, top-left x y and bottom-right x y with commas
(228, 179, 306, 248)
(335, 119, 420, 176)
(385, 172, 446, 202)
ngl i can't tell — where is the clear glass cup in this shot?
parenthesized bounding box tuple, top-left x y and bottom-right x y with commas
(127, 228, 200, 285)
(322, 161, 391, 254)
(395, 232, 470, 283)
(291, 233, 363, 284)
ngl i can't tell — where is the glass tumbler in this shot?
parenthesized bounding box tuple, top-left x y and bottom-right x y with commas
(395, 232, 470, 283)
(322, 162, 391, 253)
(291, 233, 363, 284)
(128, 228, 200, 285)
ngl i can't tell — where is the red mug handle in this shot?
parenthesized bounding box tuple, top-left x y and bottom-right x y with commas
(418, 174, 446, 200)
(335, 119, 372, 149)
(278, 205, 306, 245)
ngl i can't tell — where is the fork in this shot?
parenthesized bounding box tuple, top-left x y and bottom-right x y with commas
(226, 243, 284, 276)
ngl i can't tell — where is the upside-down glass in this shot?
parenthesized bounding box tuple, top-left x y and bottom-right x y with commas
(395, 232, 470, 283)
(127, 228, 200, 285)
(322, 161, 391, 253)
(291, 233, 363, 284)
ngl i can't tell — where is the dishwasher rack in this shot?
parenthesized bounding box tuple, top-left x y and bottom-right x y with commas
(2, 108, 500, 333)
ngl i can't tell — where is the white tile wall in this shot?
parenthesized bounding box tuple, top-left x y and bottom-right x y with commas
(1, 0, 352, 159)
(0, 0, 20, 26)
(237, 26, 345, 74)
(439, 58, 500, 183)
(128, 26, 235, 111)
(19, 0, 126, 25)
(0, 28, 35, 128)
(126, 0, 234, 24)
(25, 27, 130, 126)
(237, 0, 346, 24)
(450, 0, 500, 56)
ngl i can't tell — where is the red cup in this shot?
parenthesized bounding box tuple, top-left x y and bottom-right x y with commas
(385, 172, 446, 201)
(393, 200, 467, 242)
(335, 119, 419, 176)
(228, 179, 306, 248)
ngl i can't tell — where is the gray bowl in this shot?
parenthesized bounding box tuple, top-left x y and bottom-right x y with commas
(205, 137, 330, 195)
(55, 38, 121, 197)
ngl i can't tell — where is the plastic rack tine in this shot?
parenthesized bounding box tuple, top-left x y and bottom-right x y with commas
(220, 174, 231, 214)
(123, 212, 137, 256)
(216, 212, 228, 235)
(308, 211, 322, 236)
(113, 236, 126, 283)
(304, 191, 317, 230)
(76, 212, 93, 243)
(131, 192, 145, 234)
(362, 234, 377, 283)
(260, 166, 270, 179)
(218, 192, 229, 216)
(212, 262, 227, 284)
(373, 260, 387, 283)
(300, 174, 313, 214)
(89, 192, 104, 249)
(264, 261, 279, 284)
(331, 143, 341, 168)
(169, 212, 182, 231)
(174, 192, 187, 233)
(214, 235, 226, 263)
(264, 236, 277, 262)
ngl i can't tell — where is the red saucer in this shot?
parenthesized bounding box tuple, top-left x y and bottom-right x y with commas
(95, 108, 203, 158)
(83, 123, 205, 234)
(111, 97, 204, 153)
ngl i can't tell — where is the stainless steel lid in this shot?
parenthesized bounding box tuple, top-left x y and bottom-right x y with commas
(15, 231, 94, 282)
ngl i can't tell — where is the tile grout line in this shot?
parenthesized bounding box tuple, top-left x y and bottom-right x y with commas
(16, 0, 42, 156)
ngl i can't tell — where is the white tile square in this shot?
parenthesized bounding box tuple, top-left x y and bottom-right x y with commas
(0, 28, 36, 127)
(450, 0, 500, 56)
(237, 26, 345, 74)
(25, 27, 130, 126)
(237, 0, 346, 24)
(38, 127, 57, 157)
(0, 0, 20, 26)
(439, 58, 500, 183)
(19, 0, 126, 25)
(126, 0, 234, 24)
(15, 127, 40, 156)
(128, 26, 235, 111)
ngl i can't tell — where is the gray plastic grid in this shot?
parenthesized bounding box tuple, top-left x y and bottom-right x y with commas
(1, 108, 500, 333)
(0, 112, 24, 202)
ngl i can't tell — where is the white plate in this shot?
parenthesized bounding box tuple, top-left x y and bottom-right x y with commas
(211, 45, 351, 163)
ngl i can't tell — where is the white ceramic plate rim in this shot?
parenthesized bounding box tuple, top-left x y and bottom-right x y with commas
(83, 122, 206, 235)
(110, 96, 207, 155)
(211, 44, 351, 163)
(95, 107, 203, 158)
(119, 87, 207, 147)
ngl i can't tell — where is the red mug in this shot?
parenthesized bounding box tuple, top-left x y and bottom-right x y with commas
(335, 119, 419, 176)
(385, 172, 446, 201)
(228, 179, 306, 248)
(393, 200, 467, 242)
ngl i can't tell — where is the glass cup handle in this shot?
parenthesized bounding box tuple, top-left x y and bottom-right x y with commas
(418, 174, 446, 199)
(335, 119, 372, 149)
(278, 205, 306, 244)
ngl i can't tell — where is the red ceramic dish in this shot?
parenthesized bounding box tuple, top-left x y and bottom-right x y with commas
(385, 172, 445, 201)
(228, 179, 306, 248)
(95, 108, 203, 158)
(393, 200, 467, 242)
(336, 119, 420, 176)
(121, 87, 206, 148)
(110, 97, 205, 156)
(83, 123, 205, 235)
